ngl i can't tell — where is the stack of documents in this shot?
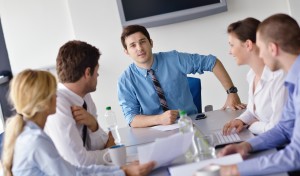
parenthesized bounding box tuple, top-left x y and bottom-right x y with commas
(138, 132, 193, 168)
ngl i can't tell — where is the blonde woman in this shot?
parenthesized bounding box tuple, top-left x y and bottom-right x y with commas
(1, 69, 154, 176)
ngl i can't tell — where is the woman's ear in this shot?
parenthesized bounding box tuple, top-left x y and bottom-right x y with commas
(245, 39, 254, 51)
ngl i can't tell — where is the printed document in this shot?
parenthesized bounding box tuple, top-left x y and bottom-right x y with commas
(138, 132, 193, 168)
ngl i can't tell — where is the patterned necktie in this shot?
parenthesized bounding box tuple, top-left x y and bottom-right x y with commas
(148, 69, 169, 111)
(82, 101, 87, 147)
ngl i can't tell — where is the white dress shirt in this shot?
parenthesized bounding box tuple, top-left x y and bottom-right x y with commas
(11, 121, 124, 176)
(236, 66, 287, 134)
(45, 83, 109, 166)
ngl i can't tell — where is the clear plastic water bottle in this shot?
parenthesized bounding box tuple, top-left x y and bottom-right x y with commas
(104, 106, 121, 145)
(178, 110, 199, 162)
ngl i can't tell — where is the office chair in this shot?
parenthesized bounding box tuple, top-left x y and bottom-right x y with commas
(187, 77, 202, 113)
(187, 77, 213, 113)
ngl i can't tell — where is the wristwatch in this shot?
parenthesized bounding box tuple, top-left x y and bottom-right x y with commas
(226, 86, 238, 94)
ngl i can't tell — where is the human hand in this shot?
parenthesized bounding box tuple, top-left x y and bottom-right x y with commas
(222, 93, 246, 110)
(71, 106, 98, 132)
(223, 119, 245, 135)
(121, 161, 155, 176)
(159, 110, 178, 125)
(218, 142, 252, 159)
(220, 164, 240, 176)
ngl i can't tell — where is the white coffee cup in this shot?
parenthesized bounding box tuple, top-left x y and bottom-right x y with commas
(103, 144, 126, 166)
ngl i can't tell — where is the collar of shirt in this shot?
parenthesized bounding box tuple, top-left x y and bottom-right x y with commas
(248, 66, 276, 95)
(58, 83, 86, 107)
(284, 55, 300, 91)
(248, 66, 275, 83)
(133, 55, 159, 77)
(25, 120, 41, 131)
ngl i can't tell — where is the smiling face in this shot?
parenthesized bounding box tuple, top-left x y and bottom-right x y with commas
(228, 33, 249, 65)
(256, 32, 280, 71)
(124, 32, 154, 69)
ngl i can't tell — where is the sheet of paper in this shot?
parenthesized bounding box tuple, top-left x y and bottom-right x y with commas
(137, 143, 154, 164)
(168, 153, 243, 176)
(126, 153, 138, 163)
(151, 123, 179, 131)
(138, 132, 193, 168)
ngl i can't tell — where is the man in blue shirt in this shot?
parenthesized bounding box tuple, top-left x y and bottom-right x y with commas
(219, 14, 300, 175)
(118, 25, 246, 128)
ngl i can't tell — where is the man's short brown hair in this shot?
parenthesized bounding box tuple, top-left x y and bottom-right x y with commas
(56, 40, 101, 83)
(257, 13, 300, 55)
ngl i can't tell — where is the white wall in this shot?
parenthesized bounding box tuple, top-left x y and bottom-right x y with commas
(287, 0, 300, 23)
(0, 0, 74, 72)
(0, 0, 293, 129)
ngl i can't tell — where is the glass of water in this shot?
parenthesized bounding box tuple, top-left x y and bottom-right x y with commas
(195, 134, 216, 160)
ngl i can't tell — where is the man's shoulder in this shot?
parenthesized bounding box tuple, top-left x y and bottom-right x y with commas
(118, 63, 136, 82)
(154, 50, 178, 57)
(47, 89, 75, 122)
(56, 85, 80, 105)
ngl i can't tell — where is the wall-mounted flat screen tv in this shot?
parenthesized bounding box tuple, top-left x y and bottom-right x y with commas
(116, 0, 227, 28)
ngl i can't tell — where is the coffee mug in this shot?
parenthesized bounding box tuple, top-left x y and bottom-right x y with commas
(103, 144, 126, 166)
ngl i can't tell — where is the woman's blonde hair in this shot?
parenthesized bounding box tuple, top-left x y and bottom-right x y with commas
(2, 69, 57, 176)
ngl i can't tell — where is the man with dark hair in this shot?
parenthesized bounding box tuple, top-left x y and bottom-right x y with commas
(219, 14, 300, 175)
(45, 40, 114, 166)
(118, 25, 246, 128)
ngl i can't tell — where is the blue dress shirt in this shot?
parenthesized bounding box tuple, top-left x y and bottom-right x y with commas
(10, 121, 125, 176)
(118, 50, 216, 124)
(238, 55, 300, 175)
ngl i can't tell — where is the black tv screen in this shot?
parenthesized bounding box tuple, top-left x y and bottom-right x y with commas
(116, 0, 227, 28)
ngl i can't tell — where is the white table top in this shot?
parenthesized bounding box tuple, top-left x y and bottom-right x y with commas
(117, 109, 287, 176)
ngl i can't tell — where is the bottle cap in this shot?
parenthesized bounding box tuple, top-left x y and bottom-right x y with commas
(106, 106, 111, 110)
(179, 110, 186, 116)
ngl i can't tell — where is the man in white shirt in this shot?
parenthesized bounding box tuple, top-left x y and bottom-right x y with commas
(45, 40, 114, 166)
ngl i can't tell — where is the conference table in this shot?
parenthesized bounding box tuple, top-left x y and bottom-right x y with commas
(117, 109, 288, 176)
